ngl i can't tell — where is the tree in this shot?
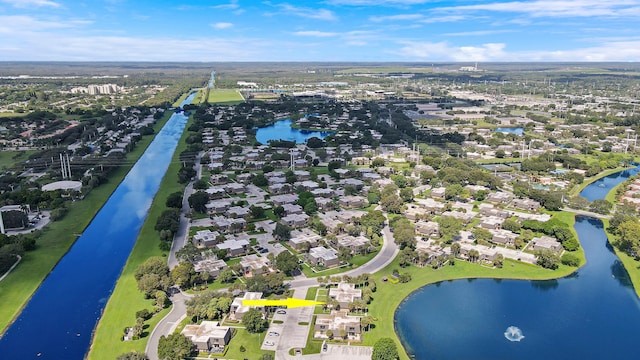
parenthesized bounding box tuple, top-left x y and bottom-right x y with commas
(561, 252, 580, 267)
(589, 199, 613, 215)
(193, 179, 208, 190)
(165, 192, 183, 208)
(380, 194, 403, 213)
(218, 268, 235, 283)
(273, 222, 291, 240)
(250, 205, 265, 219)
(536, 250, 560, 269)
(399, 187, 413, 203)
(451, 242, 461, 256)
(171, 262, 196, 288)
(372, 337, 399, 360)
(243, 308, 267, 333)
(273, 205, 285, 218)
(444, 184, 464, 200)
(117, 352, 148, 360)
(471, 227, 493, 243)
(501, 218, 521, 233)
(495, 149, 506, 158)
(188, 191, 209, 213)
(155, 209, 181, 234)
(252, 173, 268, 187)
(157, 333, 194, 360)
(275, 251, 300, 275)
(615, 220, 640, 258)
(436, 216, 463, 243)
(306, 136, 325, 148)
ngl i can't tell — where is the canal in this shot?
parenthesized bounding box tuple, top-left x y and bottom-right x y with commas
(395, 167, 640, 359)
(0, 93, 196, 359)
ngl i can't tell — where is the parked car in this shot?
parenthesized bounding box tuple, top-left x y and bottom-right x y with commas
(276, 309, 286, 314)
(268, 331, 280, 336)
(264, 341, 275, 346)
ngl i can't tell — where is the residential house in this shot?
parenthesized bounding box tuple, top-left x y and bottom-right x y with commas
(430, 187, 446, 199)
(206, 199, 232, 214)
(193, 257, 228, 278)
(414, 198, 446, 214)
(225, 183, 245, 195)
(488, 229, 518, 247)
(336, 235, 371, 254)
(193, 229, 221, 248)
(240, 254, 272, 276)
(339, 196, 368, 209)
(282, 203, 304, 215)
(529, 236, 563, 253)
(211, 217, 246, 232)
(206, 187, 226, 199)
(314, 310, 362, 341)
(511, 198, 542, 212)
(216, 239, 250, 257)
(280, 213, 310, 228)
(289, 228, 321, 251)
(328, 283, 362, 308)
(308, 246, 339, 268)
(182, 321, 232, 352)
(230, 292, 264, 321)
(487, 192, 513, 204)
(271, 194, 299, 207)
(415, 221, 439, 238)
(479, 216, 504, 230)
(315, 197, 334, 211)
(226, 206, 250, 219)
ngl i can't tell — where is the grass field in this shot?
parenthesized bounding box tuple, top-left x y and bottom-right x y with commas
(207, 89, 244, 104)
(0, 150, 36, 170)
(0, 111, 175, 336)
(87, 115, 193, 359)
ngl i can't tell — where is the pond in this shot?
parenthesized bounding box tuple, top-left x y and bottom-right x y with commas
(0, 93, 196, 359)
(394, 167, 640, 359)
(494, 127, 524, 135)
(256, 119, 333, 144)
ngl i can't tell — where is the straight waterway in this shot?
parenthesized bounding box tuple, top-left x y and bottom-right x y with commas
(0, 93, 195, 359)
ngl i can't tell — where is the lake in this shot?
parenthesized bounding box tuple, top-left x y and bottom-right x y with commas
(495, 127, 524, 135)
(0, 93, 195, 359)
(395, 167, 640, 359)
(256, 119, 333, 144)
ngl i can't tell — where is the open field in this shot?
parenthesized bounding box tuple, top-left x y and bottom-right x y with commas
(207, 89, 244, 104)
(0, 150, 36, 170)
(87, 115, 193, 359)
(0, 111, 175, 336)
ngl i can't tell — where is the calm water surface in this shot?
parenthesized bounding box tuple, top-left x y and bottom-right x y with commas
(395, 167, 640, 360)
(494, 127, 524, 135)
(256, 119, 333, 144)
(0, 93, 195, 359)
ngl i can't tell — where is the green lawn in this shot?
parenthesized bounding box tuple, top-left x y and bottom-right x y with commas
(87, 114, 193, 360)
(363, 257, 582, 360)
(0, 111, 175, 336)
(0, 150, 36, 170)
(207, 89, 244, 104)
(224, 328, 274, 360)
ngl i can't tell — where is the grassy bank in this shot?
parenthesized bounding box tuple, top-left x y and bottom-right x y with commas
(0, 111, 174, 335)
(0, 150, 36, 170)
(87, 115, 193, 359)
(570, 166, 632, 196)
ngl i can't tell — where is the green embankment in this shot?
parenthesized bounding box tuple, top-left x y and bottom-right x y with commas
(87, 115, 193, 359)
(0, 111, 175, 336)
(192, 89, 244, 105)
(0, 150, 36, 170)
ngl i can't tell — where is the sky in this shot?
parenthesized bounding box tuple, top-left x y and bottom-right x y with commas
(2, 0, 640, 62)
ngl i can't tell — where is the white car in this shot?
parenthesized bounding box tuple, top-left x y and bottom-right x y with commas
(264, 341, 275, 346)
(268, 331, 280, 336)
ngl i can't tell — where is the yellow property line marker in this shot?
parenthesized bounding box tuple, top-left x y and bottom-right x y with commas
(242, 298, 325, 309)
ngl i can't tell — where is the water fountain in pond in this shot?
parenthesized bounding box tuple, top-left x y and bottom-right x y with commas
(504, 326, 525, 342)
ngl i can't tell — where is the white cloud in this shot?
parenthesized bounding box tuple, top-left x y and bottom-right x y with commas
(436, 0, 640, 18)
(397, 38, 640, 62)
(0, 15, 90, 33)
(212, 0, 240, 10)
(369, 14, 424, 22)
(211, 22, 234, 29)
(326, 0, 433, 5)
(272, 3, 337, 21)
(1, 0, 60, 7)
(420, 15, 467, 23)
(398, 41, 507, 61)
(292, 31, 338, 37)
(443, 30, 514, 37)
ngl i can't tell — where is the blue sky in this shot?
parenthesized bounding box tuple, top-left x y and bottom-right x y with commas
(2, 0, 640, 62)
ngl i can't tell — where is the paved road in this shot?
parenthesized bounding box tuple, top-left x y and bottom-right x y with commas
(145, 288, 192, 359)
(168, 153, 202, 269)
(562, 207, 612, 220)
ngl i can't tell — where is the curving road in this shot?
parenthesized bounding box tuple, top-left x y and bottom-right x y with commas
(145, 288, 192, 359)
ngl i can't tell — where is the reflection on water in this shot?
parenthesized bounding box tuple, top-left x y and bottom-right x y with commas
(611, 260, 634, 288)
(531, 279, 559, 291)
